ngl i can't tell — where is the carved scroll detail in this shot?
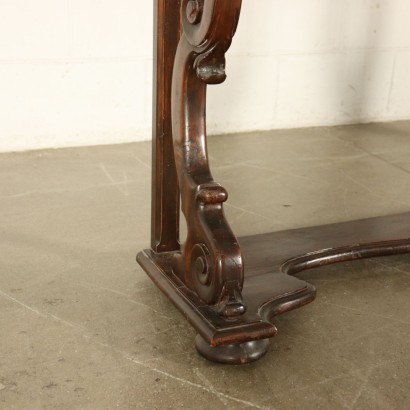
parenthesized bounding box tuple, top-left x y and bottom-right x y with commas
(171, 0, 244, 318)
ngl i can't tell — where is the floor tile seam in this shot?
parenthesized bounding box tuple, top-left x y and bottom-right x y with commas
(321, 301, 410, 326)
(0, 179, 139, 200)
(0, 287, 273, 409)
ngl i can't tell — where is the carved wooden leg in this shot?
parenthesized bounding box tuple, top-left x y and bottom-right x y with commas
(138, 0, 310, 364)
(137, 0, 410, 365)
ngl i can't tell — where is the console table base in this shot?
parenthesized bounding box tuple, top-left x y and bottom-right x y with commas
(137, 212, 410, 363)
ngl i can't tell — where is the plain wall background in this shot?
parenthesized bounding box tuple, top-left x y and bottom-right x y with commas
(1, 0, 410, 152)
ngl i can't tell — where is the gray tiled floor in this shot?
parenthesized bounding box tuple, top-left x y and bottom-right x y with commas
(1, 121, 410, 409)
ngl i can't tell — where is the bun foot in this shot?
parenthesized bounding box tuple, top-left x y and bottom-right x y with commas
(195, 335, 269, 365)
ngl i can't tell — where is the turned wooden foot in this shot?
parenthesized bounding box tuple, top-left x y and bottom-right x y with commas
(195, 335, 269, 365)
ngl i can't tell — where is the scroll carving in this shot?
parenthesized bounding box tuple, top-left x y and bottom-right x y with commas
(171, 0, 244, 318)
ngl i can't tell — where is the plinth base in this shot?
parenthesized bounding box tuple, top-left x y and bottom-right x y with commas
(137, 212, 410, 363)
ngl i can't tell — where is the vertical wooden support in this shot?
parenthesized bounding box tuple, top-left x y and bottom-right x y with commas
(151, 0, 181, 252)
(139, 0, 410, 365)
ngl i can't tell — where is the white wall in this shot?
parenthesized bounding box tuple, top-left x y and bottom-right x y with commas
(1, 0, 410, 152)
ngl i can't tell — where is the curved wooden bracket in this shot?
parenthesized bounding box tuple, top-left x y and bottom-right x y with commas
(171, 0, 244, 317)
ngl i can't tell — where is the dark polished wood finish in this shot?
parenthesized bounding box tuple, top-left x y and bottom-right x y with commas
(151, 0, 181, 252)
(195, 335, 270, 365)
(137, 0, 410, 364)
(138, 213, 410, 363)
(171, 0, 245, 316)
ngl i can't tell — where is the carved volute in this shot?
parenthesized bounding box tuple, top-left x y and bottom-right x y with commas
(171, 0, 245, 317)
